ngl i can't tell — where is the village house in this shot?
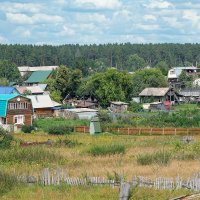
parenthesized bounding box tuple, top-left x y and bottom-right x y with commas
(0, 94, 33, 131)
(139, 87, 180, 104)
(27, 95, 61, 118)
(18, 66, 58, 77)
(109, 101, 129, 112)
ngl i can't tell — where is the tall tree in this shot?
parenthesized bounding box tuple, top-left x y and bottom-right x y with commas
(126, 54, 146, 71)
(132, 68, 167, 96)
(78, 68, 133, 107)
(0, 60, 20, 82)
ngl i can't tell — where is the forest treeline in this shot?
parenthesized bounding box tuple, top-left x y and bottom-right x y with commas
(0, 43, 200, 73)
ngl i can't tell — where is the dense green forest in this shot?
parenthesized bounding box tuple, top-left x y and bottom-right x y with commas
(0, 43, 200, 72)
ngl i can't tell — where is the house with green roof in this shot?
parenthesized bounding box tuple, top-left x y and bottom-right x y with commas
(25, 70, 52, 86)
(0, 94, 33, 131)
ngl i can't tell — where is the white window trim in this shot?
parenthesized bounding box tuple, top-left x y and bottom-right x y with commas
(13, 115, 25, 125)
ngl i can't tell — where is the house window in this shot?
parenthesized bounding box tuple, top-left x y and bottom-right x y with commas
(13, 115, 24, 124)
(8, 102, 28, 110)
(0, 117, 6, 124)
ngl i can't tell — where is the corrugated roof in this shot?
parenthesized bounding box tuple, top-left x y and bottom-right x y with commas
(18, 66, 58, 72)
(111, 101, 129, 105)
(27, 95, 60, 108)
(0, 94, 19, 116)
(139, 88, 170, 97)
(0, 87, 19, 94)
(15, 86, 44, 94)
(25, 70, 52, 83)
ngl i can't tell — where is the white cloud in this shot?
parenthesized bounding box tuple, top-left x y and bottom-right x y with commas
(6, 13, 64, 25)
(0, 35, 8, 44)
(138, 24, 160, 31)
(182, 10, 200, 29)
(14, 28, 31, 38)
(144, 15, 157, 21)
(0, 3, 42, 13)
(163, 17, 183, 28)
(145, 0, 173, 9)
(60, 25, 75, 36)
(74, 0, 122, 9)
(76, 13, 110, 24)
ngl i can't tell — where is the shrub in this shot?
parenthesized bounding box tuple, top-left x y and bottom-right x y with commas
(0, 128, 13, 149)
(56, 138, 82, 148)
(89, 144, 125, 156)
(21, 125, 35, 133)
(48, 125, 73, 135)
(137, 151, 171, 166)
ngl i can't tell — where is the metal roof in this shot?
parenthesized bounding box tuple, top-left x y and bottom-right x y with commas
(110, 101, 129, 105)
(15, 86, 44, 94)
(0, 94, 20, 116)
(27, 95, 61, 109)
(139, 88, 170, 97)
(18, 66, 58, 72)
(25, 70, 52, 83)
(0, 87, 19, 94)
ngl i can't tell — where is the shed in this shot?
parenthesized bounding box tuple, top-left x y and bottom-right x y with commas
(110, 101, 129, 112)
(90, 117, 101, 135)
(66, 108, 98, 120)
(139, 87, 180, 103)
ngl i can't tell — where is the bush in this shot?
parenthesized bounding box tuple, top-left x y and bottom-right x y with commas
(0, 128, 13, 149)
(21, 125, 35, 133)
(48, 125, 73, 135)
(56, 138, 82, 148)
(137, 151, 171, 166)
(89, 144, 125, 156)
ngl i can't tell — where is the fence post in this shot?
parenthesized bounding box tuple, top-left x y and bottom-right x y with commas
(84, 126, 85, 133)
(128, 128, 130, 135)
(175, 128, 176, 136)
(162, 128, 164, 135)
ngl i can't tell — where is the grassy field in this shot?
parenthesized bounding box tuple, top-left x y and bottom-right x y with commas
(1, 132, 200, 199)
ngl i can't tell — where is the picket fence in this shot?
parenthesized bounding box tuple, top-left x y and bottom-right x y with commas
(74, 126, 200, 135)
(15, 168, 200, 200)
(16, 168, 200, 192)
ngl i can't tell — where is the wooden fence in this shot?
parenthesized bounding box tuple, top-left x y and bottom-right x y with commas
(74, 126, 200, 135)
(15, 169, 200, 200)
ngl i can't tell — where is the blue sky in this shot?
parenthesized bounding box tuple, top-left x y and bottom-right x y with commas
(0, 0, 200, 44)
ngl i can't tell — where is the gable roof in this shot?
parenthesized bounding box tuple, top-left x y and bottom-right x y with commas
(25, 70, 52, 83)
(0, 94, 20, 117)
(111, 101, 129, 105)
(18, 66, 58, 72)
(0, 87, 19, 94)
(15, 86, 44, 94)
(27, 95, 61, 109)
(139, 88, 170, 97)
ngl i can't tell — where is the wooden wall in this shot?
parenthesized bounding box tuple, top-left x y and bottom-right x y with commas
(6, 96, 33, 126)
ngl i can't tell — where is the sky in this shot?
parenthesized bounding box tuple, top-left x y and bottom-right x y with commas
(0, 0, 200, 45)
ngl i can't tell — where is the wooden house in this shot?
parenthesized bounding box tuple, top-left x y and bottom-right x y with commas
(139, 87, 180, 104)
(0, 94, 33, 129)
(27, 95, 61, 118)
(110, 101, 129, 112)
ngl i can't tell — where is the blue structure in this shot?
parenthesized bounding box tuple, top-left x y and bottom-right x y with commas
(0, 87, 19, 94)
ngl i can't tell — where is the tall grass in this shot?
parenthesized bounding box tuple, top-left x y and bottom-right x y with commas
(0, 147, 65, 164)
(89, 144, 125, 156)
(0, 171, 22, 196)
(137, 151, 171, 166)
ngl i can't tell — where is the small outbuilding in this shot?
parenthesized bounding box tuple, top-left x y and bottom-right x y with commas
(139, 87, 180, 104)
(110, 101, 129, 112)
